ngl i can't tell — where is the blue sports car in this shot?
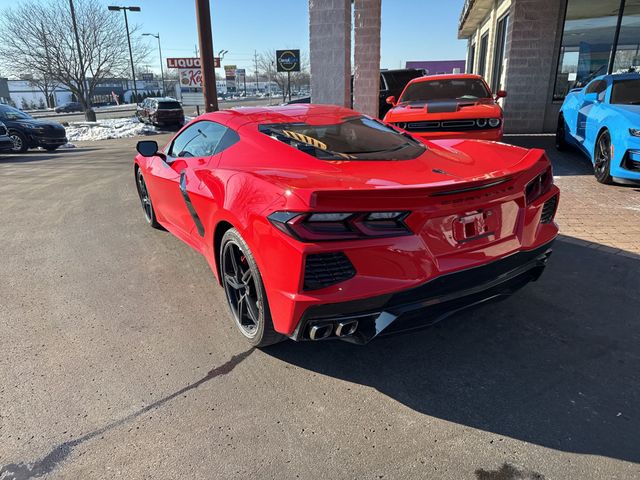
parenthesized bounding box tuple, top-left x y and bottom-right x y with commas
(556, 72, 640, 185)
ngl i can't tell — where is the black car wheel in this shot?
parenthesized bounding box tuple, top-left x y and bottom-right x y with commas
(9, 131, 28, 153)
(135, 168, 162, 228)
(594, 130, 614, 185)
(220, 228, 284, 347)
(555, 114, 568, 151)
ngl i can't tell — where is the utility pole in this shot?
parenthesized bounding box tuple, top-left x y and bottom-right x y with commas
(254, 50, 259, 94)
(195, 0, 218, 112)
(69, 0, 95, 120)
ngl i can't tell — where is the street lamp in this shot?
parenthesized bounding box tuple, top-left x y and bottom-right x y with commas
(108, 5, 141, 102)
(218, 49, 228, 61)
(143, 33, 166, 97)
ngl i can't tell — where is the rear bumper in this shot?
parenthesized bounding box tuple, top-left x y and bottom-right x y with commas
(290, 241, 553, 344)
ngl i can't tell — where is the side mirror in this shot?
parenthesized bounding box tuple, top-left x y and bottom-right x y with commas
(584, 92, 598, 103)
(496, 90, 507, 99)
(136, 140, 159, 157)
(386, 95, 396, 106)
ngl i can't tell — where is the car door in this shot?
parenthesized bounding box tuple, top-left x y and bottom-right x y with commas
(576, 79, 607, 143)
(144, 120, 232, 239)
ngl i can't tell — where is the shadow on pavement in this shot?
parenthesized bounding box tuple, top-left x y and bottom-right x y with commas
(504, 134, 593, 177)
(0, 148, 101, 164)
(266, 238, 640, 463)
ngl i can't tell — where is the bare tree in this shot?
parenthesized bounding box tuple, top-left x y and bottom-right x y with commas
(28, 75, 60, 108)
(0, 0, 149, 119)
(257, 49, 309, 102)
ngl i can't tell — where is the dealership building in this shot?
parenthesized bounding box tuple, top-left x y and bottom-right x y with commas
(459, 0, 640, 133)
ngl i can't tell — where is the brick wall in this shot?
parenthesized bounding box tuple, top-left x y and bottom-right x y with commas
(309, 0, 351, 107)
(353, 0, 381, 118)
(502, 0, 566, 133)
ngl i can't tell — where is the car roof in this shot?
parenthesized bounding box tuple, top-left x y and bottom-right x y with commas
(148, 97, 179, 101)
(593, 72, 640, 82)
(199, 104, 361, 128)
(407, 73, 484, 85)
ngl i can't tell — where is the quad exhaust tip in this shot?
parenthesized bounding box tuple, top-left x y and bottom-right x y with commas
(335, 320, 358, 337)
(308, 319, 359, 340)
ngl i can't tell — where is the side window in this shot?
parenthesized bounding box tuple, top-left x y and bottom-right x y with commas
(169, 121, 230, 158)
(585, 79, 606, 95)
(598, 85, 608, 103)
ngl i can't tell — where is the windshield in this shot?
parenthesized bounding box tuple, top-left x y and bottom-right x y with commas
(610, 79, 640, 105)
(260, 116, 425, 161)
(400, 79, 491, 103)
(0, 106, 33, 120)
(157, 101, 182, 110)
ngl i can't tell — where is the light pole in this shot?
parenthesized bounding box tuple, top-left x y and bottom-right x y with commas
(108, 5, 140, 102)
(143, 33, 166, 96)
(195, 0, 218, 112)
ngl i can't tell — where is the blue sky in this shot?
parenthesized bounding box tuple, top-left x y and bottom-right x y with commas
(0, 0, 467, 73)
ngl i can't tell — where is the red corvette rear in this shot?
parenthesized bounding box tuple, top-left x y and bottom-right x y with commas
(134, 104, 559, 346)
(383, 74, 505, 142)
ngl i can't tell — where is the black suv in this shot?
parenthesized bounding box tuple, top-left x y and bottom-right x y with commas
(136, 98, 184, 126)
(378, 69, 425, 117)
(0, 105, 67, 152)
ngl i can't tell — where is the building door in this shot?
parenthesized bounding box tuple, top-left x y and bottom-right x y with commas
(492, 14, 510, 92)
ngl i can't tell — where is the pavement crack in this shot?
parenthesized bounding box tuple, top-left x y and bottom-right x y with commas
(0, 349, 254, 480)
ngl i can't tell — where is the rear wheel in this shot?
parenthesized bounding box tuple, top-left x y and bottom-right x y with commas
(555, 114, 568, 151)
(9, 131, 28, 153)
(220, 228, 284, 347)
(594, 130, 614, 185)
(135, 168, 162, 228)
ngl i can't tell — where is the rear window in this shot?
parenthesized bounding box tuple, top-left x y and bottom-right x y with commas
(157, 101, 182, 110)
(400, 79, 491, 103)
(260, 116, 425, 161)
(610, 79, 640, 105)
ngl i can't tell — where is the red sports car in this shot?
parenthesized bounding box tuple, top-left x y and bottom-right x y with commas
(383, 74, 506, 142)
(134, 104, 559, 346)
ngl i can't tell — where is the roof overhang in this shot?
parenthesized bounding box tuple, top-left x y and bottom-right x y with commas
(458, 0, 494, 39)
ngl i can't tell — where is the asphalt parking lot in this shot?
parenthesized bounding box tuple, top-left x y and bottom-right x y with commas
(1, 136, 639, 480)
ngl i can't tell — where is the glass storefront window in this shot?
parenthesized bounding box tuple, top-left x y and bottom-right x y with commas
(553, 0, 621, 100)
(613, 2, 640, 72)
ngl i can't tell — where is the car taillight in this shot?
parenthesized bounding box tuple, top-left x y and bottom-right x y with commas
(525, 167, 553, 204)
(268, 211, 412, 241)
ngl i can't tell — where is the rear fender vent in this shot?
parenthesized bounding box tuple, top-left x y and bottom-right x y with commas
(540, 195, 558, 224)
(304, 252, 356, 291)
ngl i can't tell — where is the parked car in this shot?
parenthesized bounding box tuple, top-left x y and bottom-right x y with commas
(282, 69, 424, 117)
(133, 104, 559, 347)
(383, 74, 506, 142)
(136, 97, 184, 126)
(54, 102, 83, 113)
(378, 69, 425, 117)
(556, 72, 640, 185)
(0, 121, 14, 152)
(0, 105, 67, 153)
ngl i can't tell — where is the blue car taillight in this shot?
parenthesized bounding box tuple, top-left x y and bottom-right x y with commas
(268, 211, 412, 241)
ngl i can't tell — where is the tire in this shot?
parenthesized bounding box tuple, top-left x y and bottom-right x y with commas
(555, 114, 569, 151)
(220, 228, 285, 347)
(8, 131, 28, 153)
(135, 168, 162, 228)
(594, 130, 614, 185)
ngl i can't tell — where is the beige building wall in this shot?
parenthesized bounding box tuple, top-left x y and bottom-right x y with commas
(353, 0, 382, 117)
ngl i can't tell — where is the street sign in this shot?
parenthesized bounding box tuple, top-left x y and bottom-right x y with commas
(224, 65, 237, 92)
(276, 49, 300, 72)
(141, 73, 154, 81)
(167, 57, 220, 69)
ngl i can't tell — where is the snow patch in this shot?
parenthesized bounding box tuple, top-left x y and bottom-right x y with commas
(65, 117, 159, 142)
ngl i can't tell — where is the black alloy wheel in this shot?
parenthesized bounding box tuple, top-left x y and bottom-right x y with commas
(135, 168, 162, 228)
(555, 114, 568, 151)
(594, 130, 613, 185)
(220, 228, 283, 347)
